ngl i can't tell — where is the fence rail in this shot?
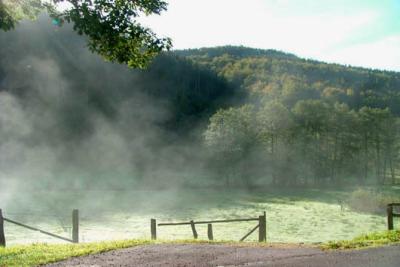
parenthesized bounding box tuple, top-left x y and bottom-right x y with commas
(152, 211, 266, 242)
(387, 203, 400, 230)
(1, 202, 398, 246)
(0, 209, 79, 247)
(158, 218, 259, 226)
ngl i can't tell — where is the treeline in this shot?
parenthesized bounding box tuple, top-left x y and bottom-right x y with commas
(204, 99, 400, 187)
(183, 46, 400, 187)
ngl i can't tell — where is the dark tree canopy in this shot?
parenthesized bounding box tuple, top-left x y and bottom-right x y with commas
(0, 0, 172, 68)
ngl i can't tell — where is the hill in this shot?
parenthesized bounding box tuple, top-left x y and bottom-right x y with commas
(176, 46, 400, 114)
(1, 20, 400, 188)
(176, 46, 400, 187)
(0, 17, 235, 140)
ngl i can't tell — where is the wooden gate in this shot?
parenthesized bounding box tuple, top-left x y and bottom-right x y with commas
(0, 209, 79, 247)
(151, 211, 266, 242)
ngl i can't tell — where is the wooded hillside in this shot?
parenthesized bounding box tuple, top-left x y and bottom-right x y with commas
(1, 20, 400, 188)
(177, 46, 400, 187)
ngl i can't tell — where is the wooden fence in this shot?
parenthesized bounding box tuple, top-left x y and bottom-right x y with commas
(387, 203, 400, 230)
(151, 212, 266, 242)
(2, 202, 396, 246)
(0, 209, 79, 247)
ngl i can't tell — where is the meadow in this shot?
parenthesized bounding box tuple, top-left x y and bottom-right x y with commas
(1, 186, 399, 245)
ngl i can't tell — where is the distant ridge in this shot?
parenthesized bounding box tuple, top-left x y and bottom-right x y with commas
(173, 45, 400, 115)
(174, 45, 400, 75)
(174, 45, 299, 61)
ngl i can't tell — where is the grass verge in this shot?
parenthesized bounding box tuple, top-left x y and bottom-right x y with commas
(323, 230, 400, 249)
(1, 231, 399, 266)
(0, 239, 223, 267)
(0, 240, 154, 266)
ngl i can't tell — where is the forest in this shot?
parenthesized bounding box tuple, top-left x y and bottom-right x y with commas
(186, 46, 400, 187)
(1, 18, 400, 190)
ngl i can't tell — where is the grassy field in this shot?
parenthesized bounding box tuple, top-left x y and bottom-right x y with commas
(1, 187, 399, 245)
(1, 230, 399, 266)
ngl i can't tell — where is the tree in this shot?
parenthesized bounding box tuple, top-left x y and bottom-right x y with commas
(380, 116, 399, 185)
(204, 105, 257, 187)
(0, 0, 43, 31)
(292, 100, 330, 185)
(357, 107, 398, 184)
(325, 103, 359, 185)
(256, 100, 295, 185)
(0, 0, 172, 68)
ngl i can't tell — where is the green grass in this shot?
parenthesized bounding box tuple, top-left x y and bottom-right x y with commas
(2, 187, 399, 244)
(0, 240, 154, 266)
(0, 239, 231, 267)
(323, 230, 400, 249)
(2, 231, 400, 266)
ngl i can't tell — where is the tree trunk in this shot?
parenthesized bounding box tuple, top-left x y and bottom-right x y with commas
(382, 155, 387, 185)
(375, 134, 381, 184)
(390, 158, 396, 185)
(331, 132, 338, 184)
(363, 133, 368, 183)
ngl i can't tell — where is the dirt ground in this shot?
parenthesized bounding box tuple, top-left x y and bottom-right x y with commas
(46, 243, 400, 267)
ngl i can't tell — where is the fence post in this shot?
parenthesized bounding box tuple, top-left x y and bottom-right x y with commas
(0, 209, 5, 247)
(258, 211, 266, 242)
(151, 219, 157, 240)
(387, 204, 394, 230)
(72, 209, 79, 243)
(190, 220, 198, 239)
(207, 224, 213, 241)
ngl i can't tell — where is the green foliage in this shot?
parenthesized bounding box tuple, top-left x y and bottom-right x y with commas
(0, 0, 172, 68)
(257, 100, 293, 142)
(204, 105, 258, 187)
(292, 100, 330, 134)
(57, 0, 172, 68)
(205, 105, 256, 154)
(324, 230, 400, 249)
(0, 0, 43, 31)
(192, 46, 400, 187)
(204, 98, 400, 187)
(178, 46, 400, 114)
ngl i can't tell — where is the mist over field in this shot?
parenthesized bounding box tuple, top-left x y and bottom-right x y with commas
(1, 15, 400, 246)
(0, 16, 234, 198)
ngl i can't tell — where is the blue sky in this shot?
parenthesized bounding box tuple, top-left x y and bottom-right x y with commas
(140, 0, 400, 71)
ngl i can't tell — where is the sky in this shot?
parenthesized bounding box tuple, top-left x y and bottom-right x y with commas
(140, 0, 400, 72)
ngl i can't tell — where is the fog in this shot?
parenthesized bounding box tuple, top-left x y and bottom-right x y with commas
(0, 15, 232, 212)
(1, 15, 399, 246)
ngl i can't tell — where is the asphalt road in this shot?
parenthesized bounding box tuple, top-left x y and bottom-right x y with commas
(46, 243, 400, 267)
